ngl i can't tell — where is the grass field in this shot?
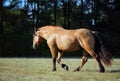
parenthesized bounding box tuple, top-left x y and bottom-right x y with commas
(0, 58, 119, 81)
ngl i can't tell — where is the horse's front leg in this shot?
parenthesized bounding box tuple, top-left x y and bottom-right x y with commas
(49, 47, 57, 71)
(57, 51, 69, 71)
(57, 51, 63, 64)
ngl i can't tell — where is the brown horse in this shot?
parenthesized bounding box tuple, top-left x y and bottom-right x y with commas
(32, 25, 112, 73)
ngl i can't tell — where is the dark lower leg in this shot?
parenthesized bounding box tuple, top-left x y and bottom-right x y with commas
(74, 55, 88, 72)
(52, 58, 56, 71)
(96, 56, 105, 73)
(57, 51, 69, 71)
(50, 48, 57, 71)
(61, 63, 69, 71)
(57, 58, 69, 71)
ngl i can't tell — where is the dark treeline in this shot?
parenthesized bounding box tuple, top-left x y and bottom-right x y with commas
(0, 0, 120, 57)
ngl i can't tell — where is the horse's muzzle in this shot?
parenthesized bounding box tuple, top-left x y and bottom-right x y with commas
(32, 45, 36, 49)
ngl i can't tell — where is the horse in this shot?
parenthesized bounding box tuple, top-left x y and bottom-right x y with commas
(32, 25, 112, 73)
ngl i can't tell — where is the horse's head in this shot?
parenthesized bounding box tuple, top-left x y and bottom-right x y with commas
(32, 28, 43, 49)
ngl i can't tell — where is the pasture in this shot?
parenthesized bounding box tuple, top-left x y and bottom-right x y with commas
(0, 58, 119, 81)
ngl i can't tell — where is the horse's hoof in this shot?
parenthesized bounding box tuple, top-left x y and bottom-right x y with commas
(61, 64, 69, 71)
(52, 68, 56, 72)
(74, 67, 80, 72)
(100, 67, 105, 73)
(65, 65, 69, 71)
(100, 69, 105, 73)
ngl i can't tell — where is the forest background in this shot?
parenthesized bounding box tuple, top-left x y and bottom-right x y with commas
(0, 0, 119, 57)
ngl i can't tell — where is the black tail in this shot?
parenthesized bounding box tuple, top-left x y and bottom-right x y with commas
(93, 31, 112, 66)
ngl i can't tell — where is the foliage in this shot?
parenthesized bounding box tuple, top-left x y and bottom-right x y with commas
(0, 0, 120, 57)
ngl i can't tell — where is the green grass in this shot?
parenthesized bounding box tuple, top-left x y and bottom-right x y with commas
(0, 58, 119, 81)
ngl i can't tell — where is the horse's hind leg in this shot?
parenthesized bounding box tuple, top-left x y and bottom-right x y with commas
(95, 55, 105, 72)
(85, 49, 105, 72)
(74, 50, 88, 72)
(57, 51, 69, 71)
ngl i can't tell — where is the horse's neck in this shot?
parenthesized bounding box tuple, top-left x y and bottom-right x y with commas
(38, 30, 50, 40)
(39, 27, 65, 40)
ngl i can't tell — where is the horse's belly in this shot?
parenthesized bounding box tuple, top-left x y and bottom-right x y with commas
(66, 45, 80, 51)
(57, 40, 80, 51)
(59, 44, 80, 51)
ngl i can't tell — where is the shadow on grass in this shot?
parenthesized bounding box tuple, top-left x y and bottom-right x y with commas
(82, 69, 120, 73)
(109, 70, 120, 73)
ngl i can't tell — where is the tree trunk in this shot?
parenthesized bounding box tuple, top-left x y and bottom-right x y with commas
(80, 0, 83, 27)
(62, 0, 67, 29)
(36, 0, 40, 27)
(92, 0, 99, 29)
(0, 1, 3, 35)
(67, 0, 71, 29)
(54, 0, 57, 25)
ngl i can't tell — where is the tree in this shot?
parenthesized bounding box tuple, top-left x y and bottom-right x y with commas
(54, 0, 57, 25)
(62, 0, 67, 28)
(80, 0, 84, 27)
(67, 0, 71, 28)
(36, 0, 40, 27)
(61, 0, 72, 29)
(0, 0, 4, 35)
